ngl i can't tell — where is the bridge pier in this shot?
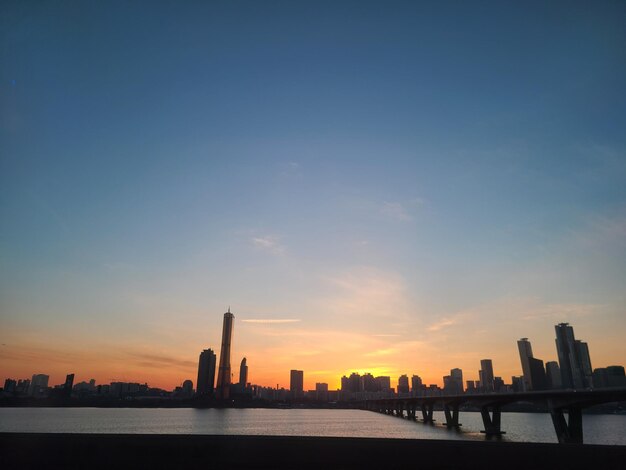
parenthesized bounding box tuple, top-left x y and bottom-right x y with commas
(443, 403, 461, 428)
(480, 405, 505, 437)
(406, 403, 416, 420)
(548, 401, 583, 444)
(395, 402, 404, 418)
(420, 403, 435, 423)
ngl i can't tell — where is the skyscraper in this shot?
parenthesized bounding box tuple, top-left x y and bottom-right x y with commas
(290, 370, 304, 399)
(397, 375, 410, 395)
(196, 348, 216, 396)
(63, 373, 75, 398)
(479, 359, 494, 393)
(411, 375, 423, 396)
(517, 338, 548, 391)
(239, 357, 248, 386)
(575, 340, 593, 388)
(28, 374, 49, 397)
(216, 308, 235, 399)
(555, 323, 592, 389)
(545, 361, 561, 389)
(517, 338, 534, 391)
(528, 357, 548, 391)
(450, 368, 464, 394)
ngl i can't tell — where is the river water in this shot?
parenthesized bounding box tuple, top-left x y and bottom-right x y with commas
(1, 408, 624, 445)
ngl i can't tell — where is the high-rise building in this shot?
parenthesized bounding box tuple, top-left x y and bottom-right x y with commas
(397, 375, 410, 395)
(528, 358, 547, 390)
(239, 357, 248, 386)
(315, 382, 329, 401)
(196, 348, 217, 396)
(362, 373, 378, 392)
(555, 323, 592, 389)
(593, 366, 626, 389)
(63, 374, 75, 398)
(290, 370, 304, 399)
(4, 379, 17, 393)
(517, 338, 533, 391)
(28, 374, 49, 397)
(517, 337, 549, 391)
(411, 375, 423, 396)
(450, 368, 464, 394)
(575, 340, 593, 388)
(216, 308, 235, 399)
(479, 359, 494, 392)
(375, 376, 391, 392)
(545, 361, 561, 389)
(182, 380, 194, 398)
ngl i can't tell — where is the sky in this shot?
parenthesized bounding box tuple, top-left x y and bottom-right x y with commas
(1, 1, 625, 391)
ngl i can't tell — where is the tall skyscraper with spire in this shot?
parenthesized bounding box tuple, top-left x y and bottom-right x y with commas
(216, 307, 234, 399)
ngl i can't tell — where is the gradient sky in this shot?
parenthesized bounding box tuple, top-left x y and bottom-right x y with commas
(1, 1, 625, 391)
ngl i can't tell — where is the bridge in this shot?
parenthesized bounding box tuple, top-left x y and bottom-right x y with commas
(364, 388, 626, 444)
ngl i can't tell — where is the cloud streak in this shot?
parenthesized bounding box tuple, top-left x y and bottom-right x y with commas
(241, 319, 301, 324)
(251, 235, 285, 255)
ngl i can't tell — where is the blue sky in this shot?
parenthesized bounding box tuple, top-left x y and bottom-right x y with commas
(1, 1, 625, 388)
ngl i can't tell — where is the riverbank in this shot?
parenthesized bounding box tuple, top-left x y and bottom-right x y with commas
(1, 433, 625, 469)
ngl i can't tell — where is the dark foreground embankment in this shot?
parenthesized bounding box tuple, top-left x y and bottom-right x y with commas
(2, 433, 625, 470)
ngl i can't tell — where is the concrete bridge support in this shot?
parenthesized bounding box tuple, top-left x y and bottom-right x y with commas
(443, 403, 461, 428)
(548, 401, 583, 444)
(395, 402, 404, 418)
(480, 405, 504, 437)
(420, 403, 435, 423)
(406, 403, 416, 420)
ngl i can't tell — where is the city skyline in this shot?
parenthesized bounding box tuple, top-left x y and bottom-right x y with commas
(2, 2, 625, 392)
(4, 312, 624, 393)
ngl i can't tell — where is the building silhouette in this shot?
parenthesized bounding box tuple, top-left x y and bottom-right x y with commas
(196, 348, 217, 396)
(576, 340, 593, 388)
(362, 373, 377, 392)
(397, 375, 409, 395)
(555, 323, 592, 389)
(592, 365, 626, 388)
(290, 370, 304, 399)
(411, 375, 423, 396)
(545, 361, 562, 389)
(239, 357, 248, 386)
(63, 374, 75, 398)
(517, 338, 534, 391)
(479, 360, 494, 392)
(376, 376, 391, 393)
(216, 308, 235, 399)
(315, 382, 329, 401)
(517, 338, 548, 391)
(450, 368, 463, 394)
(28, 374, 49, 397)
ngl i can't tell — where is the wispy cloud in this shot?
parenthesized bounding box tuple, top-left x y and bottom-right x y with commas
(241, 319, 301, 324)
(427, 312, 473, 332)
(323, 267, 414, 321)
(427, 318, 457, 332)
(378, 198, 424, 222)
(380, 202, 412, 221)
(372, 334, 401, 338)
(520, 302, 602, 321)
(279, 161, 301, 177)
(251, 235, 285, 255)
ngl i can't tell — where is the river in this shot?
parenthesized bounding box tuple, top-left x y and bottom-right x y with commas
(1, 408, 624, 445)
